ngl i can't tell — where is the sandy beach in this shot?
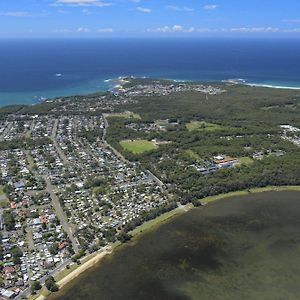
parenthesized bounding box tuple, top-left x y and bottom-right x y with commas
(245, 83, 300, 90)
(34, 249, 111, 300)
(57, 250, 111, 289)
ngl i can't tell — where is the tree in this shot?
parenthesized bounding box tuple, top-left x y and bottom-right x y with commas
(11, 246, 23, 258)
(3, 210, 15, 231)
(49, 243, 59, 255)
(31, 280, 42, 291)
(45, 276, 59, 292)
(13, 257, 22, 265)
(118, 232, 132, 243)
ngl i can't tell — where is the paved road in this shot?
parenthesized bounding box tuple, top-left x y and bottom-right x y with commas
(0, 208, 3, 230)
(15, 258, 71, 300)
(26, 228, 35, 251)
(25, 119, 35, 138)
(51, 118, 69, 165)
(44, 176, 80, 253)
(0, 121, 13, 141)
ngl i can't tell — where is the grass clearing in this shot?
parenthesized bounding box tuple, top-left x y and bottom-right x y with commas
(107, 111, 141, 119)
(0, 186, 9, 208)
(186, 121, 224, 132)
(185, 150, 202, 162)
(54, 263, 78, 282)
(238, 157, 254, 165)
(120, 139, 158, 154)
(129, 206, 190, 237)
(0, 185, 6, 195)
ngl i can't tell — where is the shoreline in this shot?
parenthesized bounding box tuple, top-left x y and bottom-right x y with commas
(200, 185, 300, 205)
(57, 249, 111, 289)
(244, 82, 300, 90)
(36, 185, 300, 299)
(32, 249, 112, 300)
(2, 77, 300, 108)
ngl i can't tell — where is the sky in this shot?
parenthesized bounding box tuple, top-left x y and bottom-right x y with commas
(0, 0, 300, 38)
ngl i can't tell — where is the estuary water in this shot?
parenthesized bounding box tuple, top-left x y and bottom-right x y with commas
(1, 38, 300, 106)
(50, 191, 300, 300)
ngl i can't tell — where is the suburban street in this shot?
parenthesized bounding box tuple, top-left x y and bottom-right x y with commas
(43, 176, 80, 253)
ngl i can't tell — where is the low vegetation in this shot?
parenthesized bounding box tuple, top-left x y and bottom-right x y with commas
(186, 120, 224, 132)
(107, 111, 141, 119)
(120, 139, 158, 154)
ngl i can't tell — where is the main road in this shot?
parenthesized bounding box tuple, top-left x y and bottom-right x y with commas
(51, 118, 69, 165)
(44, 175, 80, 254)
(0, 121, 13, 141)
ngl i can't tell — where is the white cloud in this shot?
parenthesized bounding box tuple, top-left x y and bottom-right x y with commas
(183, 7, 194, 12)
(52, 0, 112, 7)
(137, 7, 152, 13)
(0, 11, 48, 17)
(148, 25, 300, 34)
(54, 28, 73, 32)
(97, 28, 114, 32)
(229, 27, 279, 33)
(284, 28, 300, 32)
(77, 27, 90, 32)
(57, 9, 71, 13)
(282, 19, 300, 23)
(166, 6, 194, 12)
(82, 9, 92, 14)
(149, 25, 195, 33)
(203, 4, 217, 10)
(0, 11, 31, 17)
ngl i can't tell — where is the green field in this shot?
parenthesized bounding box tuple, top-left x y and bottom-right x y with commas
(185, 150, 202, 162)
(120, 140, 158, 154)
(186, 121, 224, 132)
(107, 111, 141, 119)
(238, 157, 254, 165)
(129, 206, 191, 237)
(0, 186, 9, 208)
(0, 185, 5, 195)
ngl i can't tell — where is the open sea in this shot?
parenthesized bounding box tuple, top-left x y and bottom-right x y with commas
(1, 38, 300, 106)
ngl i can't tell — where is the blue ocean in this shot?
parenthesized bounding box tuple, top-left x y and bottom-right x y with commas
(1, 38, 300, 106)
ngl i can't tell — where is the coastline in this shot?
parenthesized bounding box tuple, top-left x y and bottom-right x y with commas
(35, 185, 300, 300)
(200, 185, 300, 205)
(32, 249, 113, 300)
(2, 76, 300, 108)
(244, 82, 300, 90)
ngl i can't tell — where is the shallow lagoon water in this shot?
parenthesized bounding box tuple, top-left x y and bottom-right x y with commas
(50, 191, 300, 300)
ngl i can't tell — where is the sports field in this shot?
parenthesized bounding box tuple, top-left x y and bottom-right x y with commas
(120, 140, 158, 154)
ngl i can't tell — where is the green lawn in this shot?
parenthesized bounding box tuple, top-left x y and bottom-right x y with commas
(0, 185, 5, 195)
(185, 150, 202, 162)
(0, 186, 9, 208)
(120, 140, 158, 154)
(129, 206, 190, 237)
(238, 157, 254, 165)
(186, 121, 224, 132)
(108, 111, 141, 119)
